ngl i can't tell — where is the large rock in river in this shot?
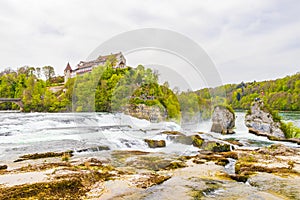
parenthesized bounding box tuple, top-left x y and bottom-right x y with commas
(210, 105, 235, 134)
(245, 101, 285, 138)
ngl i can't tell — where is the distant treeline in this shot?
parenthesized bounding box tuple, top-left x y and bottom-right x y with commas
(0, 64, 299, 122)
(178, 72, 300, 120)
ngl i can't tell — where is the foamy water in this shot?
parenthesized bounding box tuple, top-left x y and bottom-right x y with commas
(0, 111, 299, 162)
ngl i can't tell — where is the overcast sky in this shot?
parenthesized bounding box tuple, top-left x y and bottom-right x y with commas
(0, 0, 300, 87)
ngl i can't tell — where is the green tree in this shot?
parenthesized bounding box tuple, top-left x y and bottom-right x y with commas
(42, 66, 55, 83)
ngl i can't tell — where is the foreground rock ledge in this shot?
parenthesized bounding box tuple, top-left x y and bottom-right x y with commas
(1, 143, 300, 199)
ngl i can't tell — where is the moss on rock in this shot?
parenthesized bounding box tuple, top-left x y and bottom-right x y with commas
(191, 135, 204, 148)
(14, 151, 74, 162)
(202, 141, 231, 152)
(144, 139, 166, 148)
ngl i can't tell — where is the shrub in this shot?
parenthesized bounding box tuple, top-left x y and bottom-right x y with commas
(61, 153, 70, 162)
(280, 122, 300, 138)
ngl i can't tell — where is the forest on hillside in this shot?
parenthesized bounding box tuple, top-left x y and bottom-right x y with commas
(178, 72, 300, 120)
(0, 63, 181, 121)
(71, 63, 181, 121)
(0, 63, 299, 123)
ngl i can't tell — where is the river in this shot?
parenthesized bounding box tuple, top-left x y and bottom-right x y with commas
(0, 111, 299, 162)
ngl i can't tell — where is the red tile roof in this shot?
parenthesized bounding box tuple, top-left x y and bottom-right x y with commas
(77, 52, 122, 69)
(64, 62, 72, 72)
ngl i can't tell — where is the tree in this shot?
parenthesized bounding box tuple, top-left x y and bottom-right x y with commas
(36, 67, 41, 78)
(42, 66, 55, 83)
(236, 92, 241, 101)
(28, 67, 35, 77)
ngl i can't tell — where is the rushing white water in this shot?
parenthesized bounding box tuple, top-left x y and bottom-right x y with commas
(0, 111, 299, 162)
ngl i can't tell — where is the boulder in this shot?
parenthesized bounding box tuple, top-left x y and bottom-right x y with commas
(144, 139, 166, 148)
(0, 165, 7, 170)
(210, 105, 235, 134)
(202, 141, 232, 152)
(245, 101, 285, 138)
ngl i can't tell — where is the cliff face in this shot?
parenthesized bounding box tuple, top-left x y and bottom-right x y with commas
(123, 104, 167, 122)
(245, 101, 285, 138)
(210, 106, 235, 134)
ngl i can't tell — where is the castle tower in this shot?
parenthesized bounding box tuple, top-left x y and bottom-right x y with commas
(64, 62, 72, 84)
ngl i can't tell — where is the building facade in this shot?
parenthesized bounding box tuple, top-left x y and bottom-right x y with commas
(64, 52, 126, 83)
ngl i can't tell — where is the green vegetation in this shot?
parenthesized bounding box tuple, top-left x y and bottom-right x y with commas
(0, 66, 69, 112)
(178, 90, 235, 121)
(280, 122, 300, 139)
(0, 62, 299, 126)
(177, 72, 300, 120)
(176, 73, 300, 136)
(70, 63, 181, 121)
(0, 63, 181, 121)
(206, 73, 300, 111)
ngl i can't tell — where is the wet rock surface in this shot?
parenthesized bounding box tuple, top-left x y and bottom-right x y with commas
(1, 141, 300, 199)
(248, 173, 300, 200)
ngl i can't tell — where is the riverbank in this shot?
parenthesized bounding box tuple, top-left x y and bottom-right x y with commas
(0, 142, 300, 199)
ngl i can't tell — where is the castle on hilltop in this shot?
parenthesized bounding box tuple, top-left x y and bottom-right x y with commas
(64, 52, 126, 83)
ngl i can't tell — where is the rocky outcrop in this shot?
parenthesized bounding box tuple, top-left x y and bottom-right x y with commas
(245, 101, 285, 138)
(123, 104, 166, 122)
(210, 105, 235, 134)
